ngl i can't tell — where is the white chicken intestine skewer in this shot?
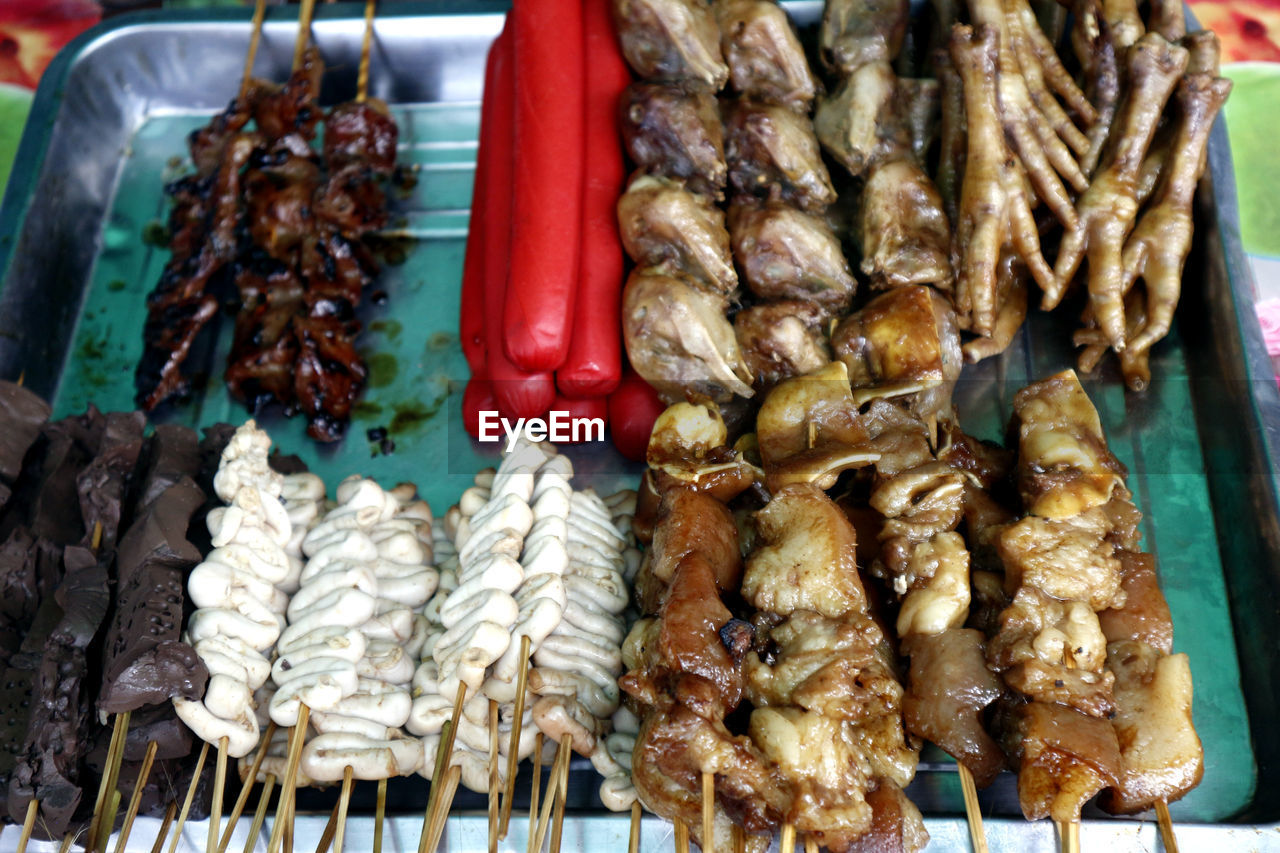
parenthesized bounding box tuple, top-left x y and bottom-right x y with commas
(529, 487, 634, 810)
(410, 442, 565, 793)
(595, 490, 642, 811)
(284, 476, 435, 782)
(174, 421, 294, 758)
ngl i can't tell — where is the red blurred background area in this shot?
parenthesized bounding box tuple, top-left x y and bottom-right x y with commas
(1190, 0, 1280, 63)
(0, 0, 100, 90)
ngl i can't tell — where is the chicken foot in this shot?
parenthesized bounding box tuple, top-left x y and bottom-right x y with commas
(949, 24, 1054, 337)
(1046, 33, 1188, 351)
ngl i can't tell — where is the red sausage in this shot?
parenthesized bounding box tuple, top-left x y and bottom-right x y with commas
(549, 393, 609, 445)
(484, 28, 556, 418)
(555, 0, 631, 398)
(607, 369, 666, 461)
(458, 33, 502, 374)
(504, 0, 586, 372)
(463, 368, 497, 440)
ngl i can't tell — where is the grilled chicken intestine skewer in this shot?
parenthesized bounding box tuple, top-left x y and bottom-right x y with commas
(529, 487, 633, 809)
(174, 421, 294, 759)
(292, 477, 434, 783)
(409, 441, 559, 792)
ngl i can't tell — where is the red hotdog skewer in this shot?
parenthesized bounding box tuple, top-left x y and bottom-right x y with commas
(485, 27, 556, 419)
(504, 0, 587, 372)
(556, 0, 631, 398)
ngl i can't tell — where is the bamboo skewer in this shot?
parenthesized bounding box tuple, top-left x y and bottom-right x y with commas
(112, 739, 158, 853)
(357, 0, 376, 103)
(57, 833, 73, 853)
(15, 799, 37, 853)
(499, 636, 533, 839)
(167, 740, 211, 853)
(1156, 800, 1179, 852)
(804, 837, 819, 853)
(239, 0, 268, 100)
(243, 774, 278, 853)
(529, 732, 545, 844)
(628, 802, 641, 853)
(218, 721, 278, 853)
(150, 801, 177, 853)
(373, 778, 387, 853)
(731, 824, 746, 853)
(780, 823, 796, 852)
(488, 699, 500, 853)
(313, 799, 342, 853)
(957, 764, 989, 853)
(424, 764, 463, 853)
(209, 736, 230, 853)
(332, 765, 355, 853)
(418, 682, 468, 853)
(701, 772, 714, 853)
(673, 819, 690, 853)
(529, 736, 571, 853)
(292, 0, 318, 70)
(267, 705, 311, 853)
(1058, 820, 1079, 853)
(549, 734, 572, 853)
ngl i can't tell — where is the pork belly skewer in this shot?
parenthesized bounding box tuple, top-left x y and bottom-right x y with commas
(992, 370, 1203, 842)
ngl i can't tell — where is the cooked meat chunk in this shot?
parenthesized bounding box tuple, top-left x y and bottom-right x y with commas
(728, 201, 856, 311)
(1011, 370, 1126, 519)
(622, 270, 754, 402)
(612, 0, 729, 87)
(716, 0, 816, 109)
(650, 487, 742, 592)
(988, 587, 1115, 717)
(1099, 641, 1203, 814)
(815, 62, 909, 177)
(998, 507, 1125, 611)
(1011, 700, 1121, 823)
(856, 159, 952, 290)
(845, 781, 929, 853)
(901, 629, 1005, 787)
(819, 0, 909, 72)
(743, 484, 867, 619)
(618, 175, 737, 295)
(1098, 551, 1173, 653)
(621, 81, 727, 199)
(725, 102, 837, 211)
(745, 610, 901, 720)
(735, 302, 832, 391)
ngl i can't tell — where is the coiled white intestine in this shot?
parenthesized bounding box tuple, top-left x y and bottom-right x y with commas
(284, 476, 434, 781)
(175, 421, 295, 759)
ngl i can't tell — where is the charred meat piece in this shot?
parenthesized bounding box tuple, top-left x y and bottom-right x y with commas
(621, 81, 727, 200)
(224, 264, 306, 411)
(251, 47, 325, 143)
(622, 270, 754, 402)
(324, 99, 399, 175)
(716, 0, 816, 109)
(313, 163, 391, 237)
(725, 102, 836, 211)
(617, 175, 737, 296)
(734, 301, 831, 391)
(728, 201, 855, 311)
(612, 0, 729, 87)
(293, 313, 368, 443)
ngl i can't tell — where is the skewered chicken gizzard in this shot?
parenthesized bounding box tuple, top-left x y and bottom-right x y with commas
(617, 0, 1230, 407)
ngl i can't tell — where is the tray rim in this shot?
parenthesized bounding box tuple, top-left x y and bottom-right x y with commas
(0, 2, 1278, 847)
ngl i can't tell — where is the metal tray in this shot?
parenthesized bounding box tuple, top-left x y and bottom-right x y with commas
(0, 1, 1277, 850)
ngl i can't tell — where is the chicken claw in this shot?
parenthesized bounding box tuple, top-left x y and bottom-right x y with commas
(1047, 33, 1188, 351)
(1120, 74, 1232, 364)
(949, 24, 1053, 337)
